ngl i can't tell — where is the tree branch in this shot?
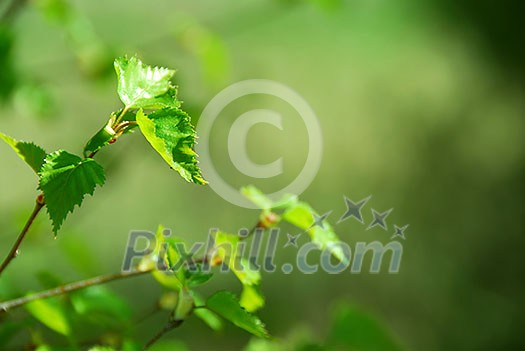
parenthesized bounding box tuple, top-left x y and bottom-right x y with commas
(142, 319, 183, 350)
(0, 195, 44, 276)
(0, 268, 152, 312)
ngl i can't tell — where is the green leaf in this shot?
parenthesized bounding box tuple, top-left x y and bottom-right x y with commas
(70, 285, 132, 327)
(136, 108, 206, 184)
(194, 307, 223, 331)
(185, 267, 213, 288)
(25, 298, 70, 336)
(114, 55, 180, 109)
(0, 132, 46, 174)
(241, 186, 298, 210)
(241, 186, 273, 209)
(192, 292, 223, 331)
(83, 117, 116, 158)
(240, 284, 265, 313)
(214, 232, 261, 286)
(207, 291, 269, 338)
(283, 202, 348, 265)
(38, 150, 105, 234)
(173, 288, 194, 321)
(142, 226, 186, 291)
(327, 302, 402, 351)
(213, 232, 265, 312)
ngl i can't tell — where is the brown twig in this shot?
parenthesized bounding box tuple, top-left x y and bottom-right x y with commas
(0, 195, 44, 276)
(142, 320, 183, 350)
(0, 268, 152, 312)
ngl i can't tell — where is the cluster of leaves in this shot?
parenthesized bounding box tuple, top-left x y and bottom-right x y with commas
(0, 181, 353, 349)
(86, 188, 349, 349)
(242, 185, 348, 264)
(1, 55, 205, 235)
(0, 50, 399, 349)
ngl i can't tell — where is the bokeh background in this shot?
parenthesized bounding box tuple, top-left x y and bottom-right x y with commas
(1, 0, 524, 350)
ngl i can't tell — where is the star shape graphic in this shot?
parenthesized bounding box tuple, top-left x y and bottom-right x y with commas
(391, 224, 409, 240)
(284, 233, 301, 248)
(337, 195, 372, 224)
(367, 208, 393, 231)
(311, 211, 333, 230)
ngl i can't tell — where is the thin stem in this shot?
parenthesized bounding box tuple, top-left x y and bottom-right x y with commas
(0, 269, 152, 312)
(0, 196, 44, 276)
(142, 320, 182, 351)
(86, 150, 99, 159)
(114, 106, 130, 126)
(114, 121, 137, 134)
(85, 119, 136, 159)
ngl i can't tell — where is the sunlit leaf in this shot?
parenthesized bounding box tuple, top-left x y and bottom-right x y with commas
(25, 298, 70, 336)
(173, 288, 194, 321)
(136, 108, 206, 184)
(144, 226, 185, 291)
(192, 292, 223, 331)
(114, 55, 180, 109)
(214, 232, 261, 286)
(240, 284, 265, 313)
(241, 186, 298, 210)
(213, 231, 265, 312)
(0, 132, 46, 174)
(70, 285, 132, 327)
(283, 202, 348, 264)
(207, 291, 269, 338)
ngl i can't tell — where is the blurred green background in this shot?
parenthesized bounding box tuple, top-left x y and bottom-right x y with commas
(1, 0, 524, 350)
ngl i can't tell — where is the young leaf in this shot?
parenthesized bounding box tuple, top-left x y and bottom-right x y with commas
(241, 186, 273, 209)
(214, 232, 261, 286)
(70, 285, 132, 327)
(136, 108, 206, 184)
(283, 202, 349, 265)
(185, 267, 213, 288)
(173, 288, 194, 321)
(213, 231, 265, 312)
(141, 226, 187, 291)
(192, 292, 223, 331)
(38, 150, 105, 234)
(0, 132, 46, 174)
(241, 185, 298, 210)
(114, 55, 180, 109)
(25, 298, 71, 336)
(240, 284, 265, 313)
(206, 291, 269, 338)
(83, 109, 138, 158)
